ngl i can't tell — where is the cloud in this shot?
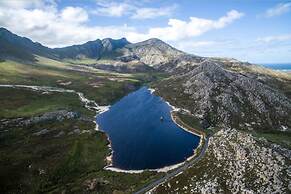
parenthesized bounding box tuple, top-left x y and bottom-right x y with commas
(92, 1, 176, 19)
(61, 7, 88, 23)
(175, 36, 291, 63)
(256, 34, 291, 43)
(0, 1, 243, 48)
(3, 2, 287, 63)
(144, 10, 244, 41)
(177, 41, 218, 50)
(264, 2, 291, 17)
(0, 2, 136, 47)
(110, 10, 244, 42)
(0, 0, 40, 8)
(92, 1, 134, 17)
(0, 0, 57, 9)
(131, 5, 176, 19)
(174, 39, 237, 56)
(258, 34, 291, 43)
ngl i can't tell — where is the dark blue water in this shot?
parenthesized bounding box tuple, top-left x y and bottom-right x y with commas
(262, 63, 291, 71)
(96, 87, 200, 170)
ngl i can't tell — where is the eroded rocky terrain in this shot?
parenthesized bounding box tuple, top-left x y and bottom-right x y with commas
(155, 59, 291, 132)
(154, 128, 291, 193)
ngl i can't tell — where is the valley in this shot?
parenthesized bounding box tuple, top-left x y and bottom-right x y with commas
(0, 68, 162, 193)
(0, 27, 290, 193)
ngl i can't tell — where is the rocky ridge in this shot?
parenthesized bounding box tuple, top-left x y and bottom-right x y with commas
(0, 27, 202, 72)
(155, 60, 291, 131)
(119, 38, 185, 66)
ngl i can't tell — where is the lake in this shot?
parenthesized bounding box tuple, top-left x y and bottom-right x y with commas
(96, 87, 200, 171)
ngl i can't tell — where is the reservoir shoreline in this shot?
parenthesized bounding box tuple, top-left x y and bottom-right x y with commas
(0, 84, 206, 174)
(100, 87, 205, 174)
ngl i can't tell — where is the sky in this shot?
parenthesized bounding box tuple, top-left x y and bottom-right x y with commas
(0, 0, 290, 63)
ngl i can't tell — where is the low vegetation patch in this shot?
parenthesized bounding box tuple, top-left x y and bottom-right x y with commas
(252, 130, 291, 149)
(1, 52, 289, 193)
(0, 76, 161, 193)
(171, 112, 219, 137)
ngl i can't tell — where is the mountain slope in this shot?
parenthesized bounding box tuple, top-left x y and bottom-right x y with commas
(0, 28, 55, 61)
(155, 60, 291, 131)
(119, 38, 184, 66)
(113, 38, 206, 73)
(0, 28, 130, 61)
(54, 37, 130, 59)
(0, 27, 201, 72)
(53, 39, 103, 59)
(1, 27, 291, 132)
(101, 38, 129, 53)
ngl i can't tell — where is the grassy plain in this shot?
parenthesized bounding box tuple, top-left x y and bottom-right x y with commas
(0, 58, 163, 193)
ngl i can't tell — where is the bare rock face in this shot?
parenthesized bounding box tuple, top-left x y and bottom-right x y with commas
(0, 110, 80, 129)
(120, 38, 185, 66)
(101, 38, 130, 53)
(116, 38, 205, 74)
(156, 60, 291, 131)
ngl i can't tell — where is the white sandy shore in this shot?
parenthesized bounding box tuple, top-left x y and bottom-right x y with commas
(94, 120, 101, 131)
(104, 149, 199, 174)
(104, 143, 201, 174)
(148, 88, 156, 94)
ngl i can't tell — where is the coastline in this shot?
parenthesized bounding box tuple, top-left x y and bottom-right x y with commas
(99, 87, 205, 174)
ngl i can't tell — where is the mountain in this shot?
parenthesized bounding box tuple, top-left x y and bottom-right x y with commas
(0, 28, 130, 61)
(101, 38, 130, 53)
(1, 27, 290, 131)
(0, 27, 199, 70)
(155, 60, 291, 131)
(0, 27, 55, 61)
(54, 37, 130, 59)
(114, 38, 205, 73)
(53, 39, 103, 59)
(118, 38, 184, 65)
(0, 27, 197, 72)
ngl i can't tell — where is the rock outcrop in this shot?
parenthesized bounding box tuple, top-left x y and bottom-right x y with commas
(155, 129, 290, 193)
(0, 110, 79, 129)
(120, 38, 185, 66)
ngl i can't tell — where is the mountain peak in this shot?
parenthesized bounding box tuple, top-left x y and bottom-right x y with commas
(139, 38, 166, 45)
(101, 37, 130, 52)
(0, 27, 18, 38)
(102, 37, 129, 42)
(101, 37, 130, 45)
(0, 27, 9, 32)
(0, 28, 186, 64)
(0, 27, 53, 61)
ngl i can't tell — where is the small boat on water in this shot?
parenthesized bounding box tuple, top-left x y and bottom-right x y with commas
(160, 116, 164, 121)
